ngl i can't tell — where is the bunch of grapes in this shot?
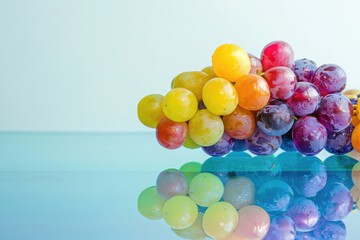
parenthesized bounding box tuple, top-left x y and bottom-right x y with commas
(138, 152, 358, 240)
(137, 40, 360, 157)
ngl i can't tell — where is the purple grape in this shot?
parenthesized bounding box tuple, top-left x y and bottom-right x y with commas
(281, 129, 297, 152)
(311, 64, 347, 96)
(316, 182, 353, 221)
(324, 155, 357, 190)
(317, 93, 353, 132)
(231, 139, 247, 152)
(257, 100, 294, 136)
(313, 218, 346, 240)
(291, 58, 317, 82)
(246, 127, 282, 155)
(264, 215, 296, 240)
(286, 82, 321, 117)
(256, 180, 294, 213)
(325, 124, 354, 155)
(202, 132, 234, 157)
(286, 197, 320, 232)
(292, 116, 327, 155)
(156, 169, 188, 199)
(295, 231, 316, 240)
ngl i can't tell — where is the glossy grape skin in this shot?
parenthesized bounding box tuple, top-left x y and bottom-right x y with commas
(232, 139, 247, 152)
(257, 99, 294, 136)
(202, 77, 239, 115)
(281, 129, 297, 152)
(180, 161, 202, 185)
(189, 173, 224, 207)
(223, 176, 255, 209)
(246, 127, 282, 155)
(202, 132, 234, 157)
(212, 43, 251, 82)
(311, 64, 347, 96)
(201, 66, 217, 79)
(248, 53, 263, 74)
(156, 117, 188, 149)
(223, 106, 255, 140)
(352, 161, 360, 190)
(316, 182, 353, 221)
(162, 87, 198, 122)
(172, 212, 207, 240)
(351, 124, 360, 152)
(172, 71, 211, 101)
(313, 218, 346, 240)
(137, 186, 166, 220)
(285, 197, 320, 232)
(137, 94, 165, 128)
(234, 74, 271, 111)
(325, 124, 354, 155)
(263, 66, 297, 100)
(188, 109, 224, 147)
(292, 116, 327, 155)
(261, 41, 294, 71)
(324, 155, 357, 190)
(264, 215, 296, 240)
(286, 82, 321, 117)
(291, 58, 317, 83)
(156, 169, 188, 199)
(317, 93, 353, 132)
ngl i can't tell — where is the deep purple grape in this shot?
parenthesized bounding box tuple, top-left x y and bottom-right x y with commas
(286, 82, 321, 117)
(264, 215, 296, 240)
(231, 139, 247, 152)
(286, 197, 320, 232)
(246, 155, 282, 186)
(325, 124, 354, 155)
(313, 218, 346, 240)
(295, 231, 316, 240)
(156, 169, 188, 199)
(281, 129, 297, 152)
(311, 64, 347, 96)
(291, 58, 317, 82)
(246, 127, 282, 155)
(202, 132, 234, 157)
(316, 182, 353, 221)
(257, 100, 294, 136)
(317, 93, 353, 132)
(292, 156, 327, 197)
(292, 116, 327, 155)
(324, 155, 357, 190)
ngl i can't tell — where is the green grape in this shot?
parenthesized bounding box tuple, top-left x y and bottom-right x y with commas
(162, 88, 198, 122)
(188, 109, 224, 146)
(202, 201, 238, 239)
(183, 132, 200, 149)
(172, 212, 207, 240)
(180, 161, 202, 185)
(137, 94, 165, 128)
(201, 66, 217, 79)
(189, 173, 224, 207)
(162, 195, 198, 229)
(172, 71, 211, 101)
(137, 186, 166, 220)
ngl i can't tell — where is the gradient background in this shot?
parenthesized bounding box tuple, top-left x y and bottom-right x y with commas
(1, 0, 360, 239)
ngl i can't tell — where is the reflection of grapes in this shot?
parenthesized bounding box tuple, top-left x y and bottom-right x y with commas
(313, 218, 346, 240)
(264, 215, 296, 240)
(156, 169, 188, 199)
(137, 186, 165, 220)
(223, 177, 255, 210)
(172, 212, 207, 240)
(286, 197, 320, 232)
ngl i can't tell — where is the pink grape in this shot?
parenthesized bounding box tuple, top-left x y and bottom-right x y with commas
(261, 41, 294, 71)
(263, 66, 297, 100)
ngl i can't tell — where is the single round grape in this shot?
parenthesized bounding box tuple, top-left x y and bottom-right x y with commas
(285, 197, 320, 232)
(311, 64, 347, 96)
(352, 161, 360, 189)
(156, 117, 187, 149)
(352, 124, 360, 152)
(246, 155, 282, 186)
(203, 201, 238, 239)
(246, 127, 282, 155)
(156, 168, 188, 199)
(316, 182, 353, 221)
(223, 106, 255, 140)
(201, 156, 230, 183)
(324, 155, 357, 189)
(263, 66, 297, 100)
(137, 94, 165, 128)
(256, 179, 294, 213)
(325, 124, 354, 154)
(295, 231, 316, 240)
(183, 133, 200, 149)
(291, 58, 317, 83)
(261, 41, 294, 71)
(234, 205, 270, 240)
(162, 87, 198, 122)
(202, 132, 234, 157)
(137, 186, 166, 220)
(172, 212, 207, 240)
(188, 109, 224, 146)
(232, 139, 247, 152)
(234, 74, 270, 111)
(201, 66, 217, 79)
(248, 53, 263, 74)
(281, 129, 297, 152)
(180, 161, 202, 185)
(223, 176, 255, 209)
(212, 43, 251, 82)
(292, 156, 327, 197)
(264, 215, 296, 240)
(257, 99, 294, 136)
(317, 93, 353, 132)
(162, 195, 198, 229)
(286, 82, 321, 117)
(188, 173, 224, 207)
(292, 116, 327, 155)
(202, 77, 239, 115)
(172, 71, 211, 101)
(313, 218, 346, 240)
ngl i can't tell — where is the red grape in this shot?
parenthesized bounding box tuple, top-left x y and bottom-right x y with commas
(261, 41, 294, 71)
(156, 117, 188, 149)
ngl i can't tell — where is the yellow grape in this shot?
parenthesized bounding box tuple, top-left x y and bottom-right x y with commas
(172, 212, 207, 239)
(172, 71, 211, 101)
(352, 124, 360, 153)
(137, 94, 165, 128)
(137, 186, 166, 220)
(201, 66, 217, 79)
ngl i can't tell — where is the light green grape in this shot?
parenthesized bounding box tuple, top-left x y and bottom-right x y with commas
(172, 71, 211, 101)
(172, 212, 208, 240)
(137, 94, 165, 128)
(180, 161, 202, 184)
(137, 186, 166, 220)
(189, 173, 224, 207)
(183, 132, 200, 149)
